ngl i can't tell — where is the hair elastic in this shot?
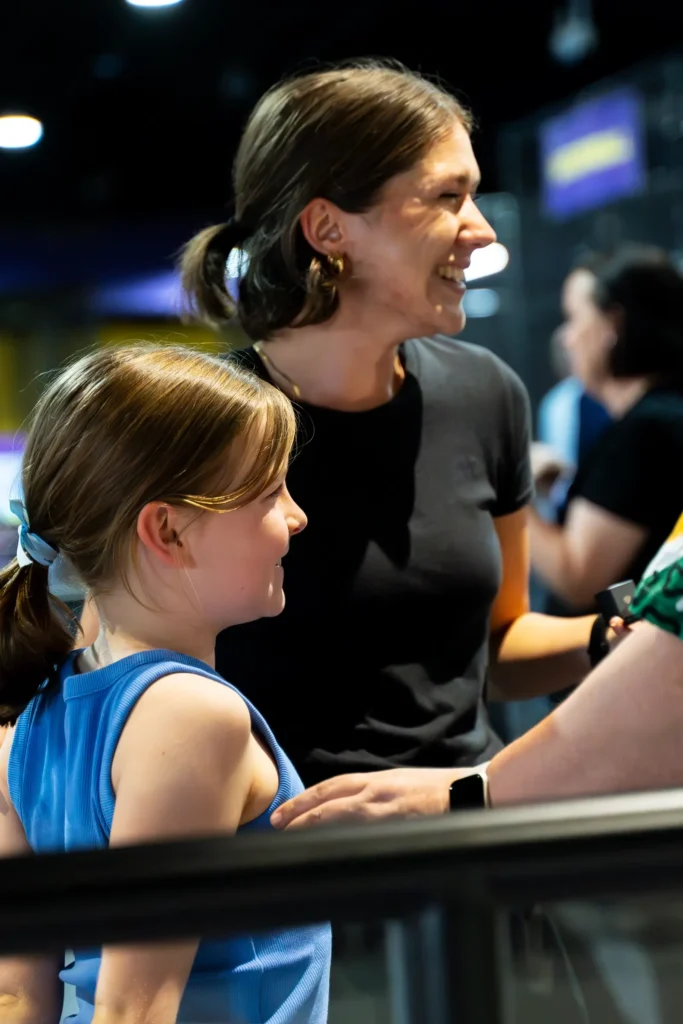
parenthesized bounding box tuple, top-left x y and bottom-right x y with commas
(10, 498, 59, 569)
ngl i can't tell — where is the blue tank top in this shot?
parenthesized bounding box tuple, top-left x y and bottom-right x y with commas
(8, 650, 331, 1024)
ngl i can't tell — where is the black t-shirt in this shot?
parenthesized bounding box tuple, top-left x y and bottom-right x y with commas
(562, 386, 683, 588)
(217, 335, 533, 786)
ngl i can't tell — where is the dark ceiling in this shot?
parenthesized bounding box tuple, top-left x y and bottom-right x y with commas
(2, 0, 683, 227)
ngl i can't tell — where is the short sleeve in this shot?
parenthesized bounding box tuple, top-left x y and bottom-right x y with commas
(491, 362, 534, 518)
(573, 412, 682, 530)
(632, 520, 683, 639)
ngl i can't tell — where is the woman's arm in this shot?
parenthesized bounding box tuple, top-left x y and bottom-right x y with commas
(489, 507, 596, 698)
(529, 497, 648, 608)
(0, 732, 62, 1023)
(488, 621, 683, 804)
(93, 673, 255, 1024)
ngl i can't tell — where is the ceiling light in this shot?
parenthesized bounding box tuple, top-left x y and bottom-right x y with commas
(0, 115, 43, 150)
(125, 0, 184, 7)
(549, 0, 598, 65)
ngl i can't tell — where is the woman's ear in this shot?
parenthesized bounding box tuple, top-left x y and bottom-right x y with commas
(137, 503, 190, 568)
(299, 198, 346, 256)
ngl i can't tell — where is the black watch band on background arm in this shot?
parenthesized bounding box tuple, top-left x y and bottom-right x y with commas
(588, 614, 610, 668)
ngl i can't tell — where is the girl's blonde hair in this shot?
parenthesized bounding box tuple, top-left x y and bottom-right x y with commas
(0, 344, 296, 725)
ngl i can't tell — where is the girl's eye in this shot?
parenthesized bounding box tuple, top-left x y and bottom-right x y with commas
(267, 482, 285, 500)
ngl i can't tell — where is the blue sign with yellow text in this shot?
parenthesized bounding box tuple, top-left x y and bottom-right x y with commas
(540, 88, 646, 220)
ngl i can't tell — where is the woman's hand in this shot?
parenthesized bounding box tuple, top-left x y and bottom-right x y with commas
(271, 767, 468, 830)
(607, 615, 642, 653)
(530, 442, 569, 497)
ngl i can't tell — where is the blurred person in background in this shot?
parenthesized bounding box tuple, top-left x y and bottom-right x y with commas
(537, 323, 611, 479)
(0, 346, 330, 1024)
(172, 60, 621, 788)
(530, 245, 683, 612)
(533, 323, 611, 533)
(499, 325, 612, 743)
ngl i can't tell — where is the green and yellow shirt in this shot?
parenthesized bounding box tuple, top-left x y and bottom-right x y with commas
(632, 513, 683, 639)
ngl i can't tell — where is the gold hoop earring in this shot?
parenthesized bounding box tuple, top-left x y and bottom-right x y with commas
(294, 255, 342, 326)
(326, 253, 345, 278)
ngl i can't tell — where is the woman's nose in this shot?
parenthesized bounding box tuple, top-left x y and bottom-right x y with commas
(461, 197, 497, 250)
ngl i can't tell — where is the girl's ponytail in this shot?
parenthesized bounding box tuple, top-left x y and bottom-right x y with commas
(0, 558, 74, 725)
(0, 502, 73, 725)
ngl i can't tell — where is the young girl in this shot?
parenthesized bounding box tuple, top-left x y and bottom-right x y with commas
(0, 344, 331, 1024)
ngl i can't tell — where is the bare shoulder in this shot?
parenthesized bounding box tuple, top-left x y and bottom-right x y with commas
(114, 673, 252, 778)
(0, 726, 31, 857)
(110, 674, 256, 841)
(0, 725, 16, 803)
(130, 672, 250, 727)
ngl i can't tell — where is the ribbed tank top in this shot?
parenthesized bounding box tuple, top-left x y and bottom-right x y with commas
(8, 649, 331, 1023)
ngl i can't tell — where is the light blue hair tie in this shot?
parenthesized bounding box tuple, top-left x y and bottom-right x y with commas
(9, 497, 59, 569)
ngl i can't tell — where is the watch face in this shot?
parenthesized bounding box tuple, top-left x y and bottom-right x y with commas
(449, 774, 486, 811)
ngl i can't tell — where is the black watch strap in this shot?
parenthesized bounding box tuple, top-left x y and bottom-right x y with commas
(588, 615, 610, 668)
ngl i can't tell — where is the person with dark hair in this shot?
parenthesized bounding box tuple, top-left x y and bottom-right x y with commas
(0, 345, 330, 1024)
(530, 244, 683, 611)
(175, 60, 626, 788)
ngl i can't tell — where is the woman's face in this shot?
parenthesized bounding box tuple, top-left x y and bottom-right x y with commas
(340, 121, 496, 338)
(561, 269, 616, 394)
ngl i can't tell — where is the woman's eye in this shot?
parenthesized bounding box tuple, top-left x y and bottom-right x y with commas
(441, 192, 481, 205)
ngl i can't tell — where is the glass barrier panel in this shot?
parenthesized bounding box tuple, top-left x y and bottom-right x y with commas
(500, 894, 683, 1024)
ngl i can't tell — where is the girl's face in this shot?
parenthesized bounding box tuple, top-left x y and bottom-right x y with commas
(184, 473, 307, 630)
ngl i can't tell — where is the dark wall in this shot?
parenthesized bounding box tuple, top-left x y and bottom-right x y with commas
(497, 49, 683, 413)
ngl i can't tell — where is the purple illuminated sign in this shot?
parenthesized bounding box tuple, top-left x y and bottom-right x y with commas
(0, 434, 24, 525)
(540, 88, 646, 220)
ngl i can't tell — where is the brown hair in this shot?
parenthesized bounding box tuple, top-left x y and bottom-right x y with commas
(573, 244, 683, 383)
(0, 344, 296, 726)
(181, 59, 471, 339)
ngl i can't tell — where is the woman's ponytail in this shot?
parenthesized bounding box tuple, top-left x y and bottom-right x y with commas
(180, 219, 247, 327)
(0, 559, 74, 726)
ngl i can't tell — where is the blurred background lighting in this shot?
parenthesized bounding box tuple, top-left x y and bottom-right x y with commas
(90, 272, 182, 317)
(464, 242, 510, 282)
(462, 288, 501, 319)
(125, 0, 185, 6)
(0, 115, 43, 150)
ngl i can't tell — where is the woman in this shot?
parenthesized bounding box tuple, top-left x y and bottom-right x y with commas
(0, 346, 330, 1024)
(179, 60, 610, 788)
(531, 245, 683, 611)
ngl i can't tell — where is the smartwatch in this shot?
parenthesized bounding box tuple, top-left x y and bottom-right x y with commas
(449, 767, 490, 811)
